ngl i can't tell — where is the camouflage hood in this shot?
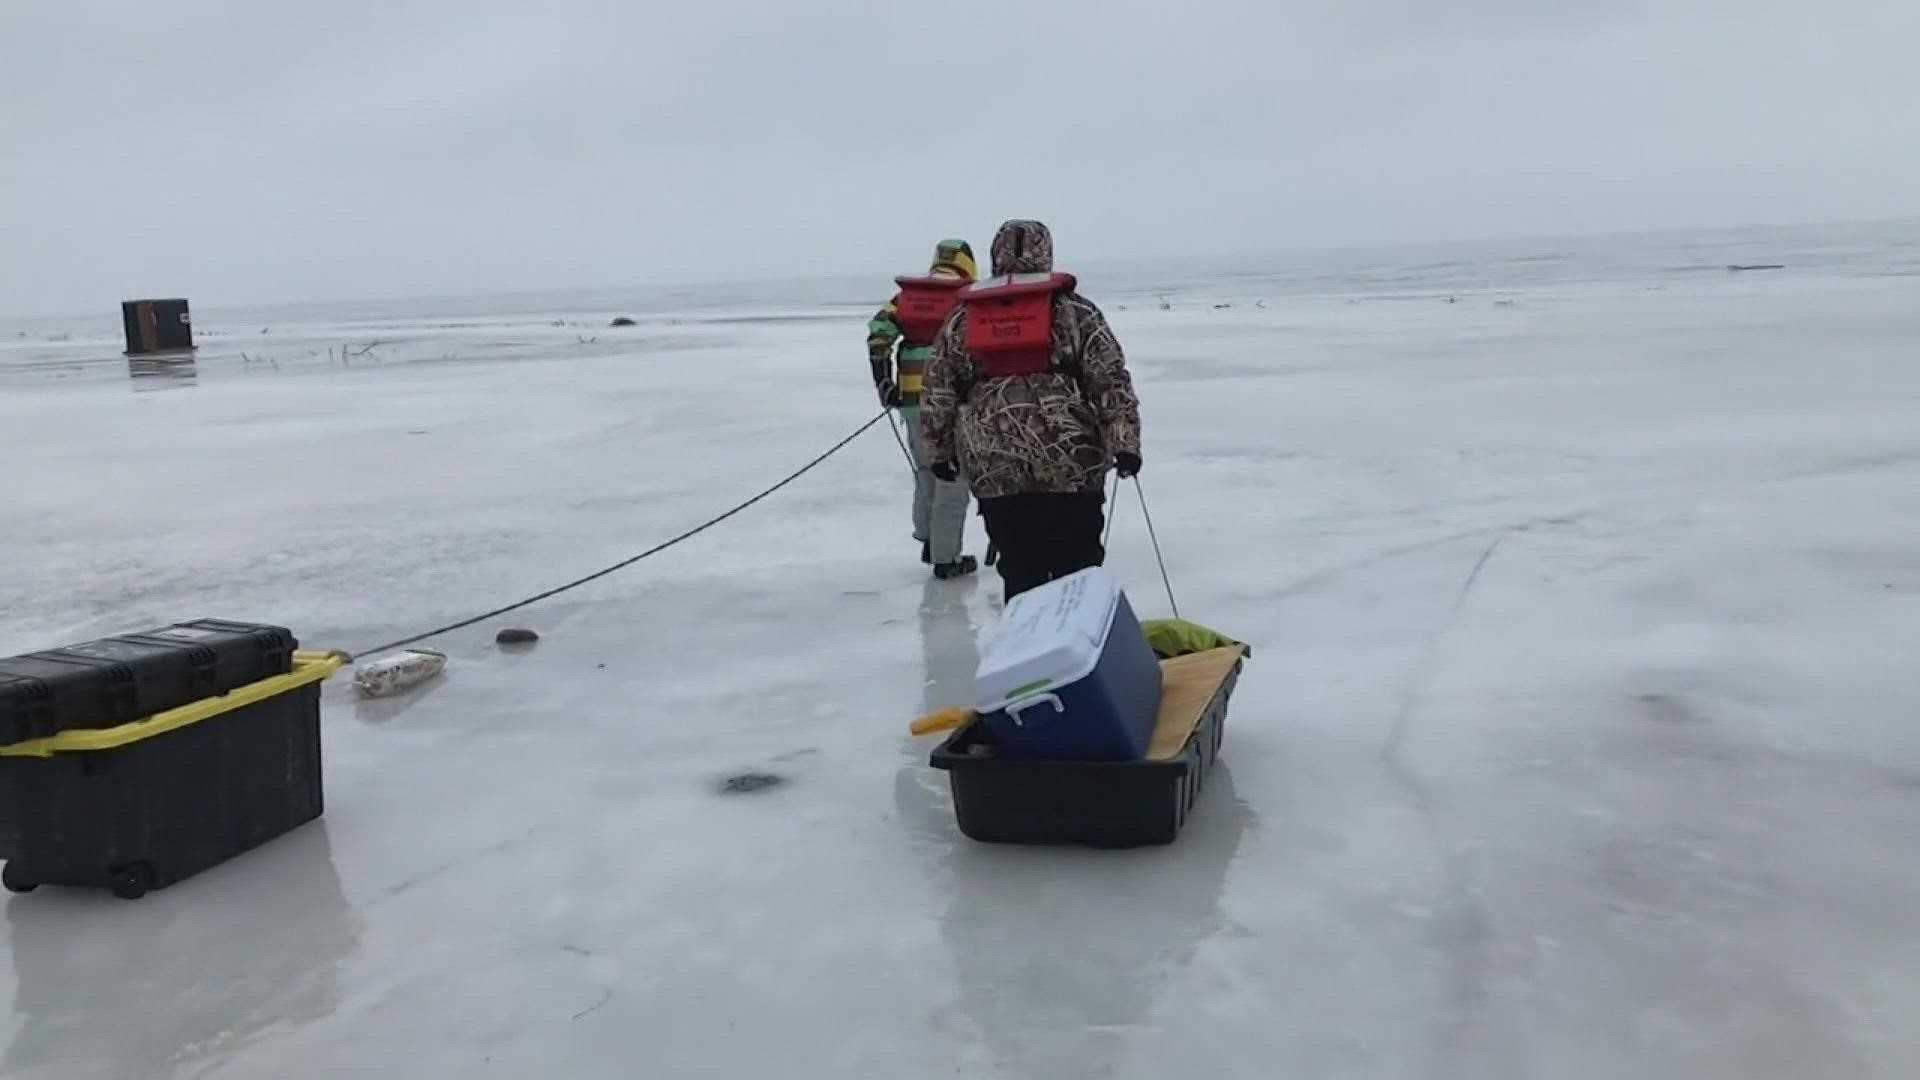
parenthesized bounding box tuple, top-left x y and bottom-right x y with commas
(989, 220, 1055, 276)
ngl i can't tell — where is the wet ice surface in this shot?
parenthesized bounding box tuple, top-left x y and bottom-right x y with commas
(4, 275, 1920, 1078)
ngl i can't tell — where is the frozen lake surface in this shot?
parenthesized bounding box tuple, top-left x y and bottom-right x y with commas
(3, 240, 1920, 1077)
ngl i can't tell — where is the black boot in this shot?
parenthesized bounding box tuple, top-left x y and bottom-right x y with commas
(933, 555, 978, 580)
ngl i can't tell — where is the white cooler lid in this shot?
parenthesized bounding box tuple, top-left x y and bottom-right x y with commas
(974, 567, 1122, 714)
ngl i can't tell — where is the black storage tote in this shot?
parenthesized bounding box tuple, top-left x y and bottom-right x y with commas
(0, 650, 339, 899)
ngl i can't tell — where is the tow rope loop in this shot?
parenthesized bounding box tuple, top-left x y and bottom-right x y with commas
(1133, 475, 1181, 619)
(354, 411, 890, 658)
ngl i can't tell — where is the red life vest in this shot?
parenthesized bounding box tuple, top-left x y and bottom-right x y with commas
(960, 272, 1078, 378)
(892, 275, 969, 347)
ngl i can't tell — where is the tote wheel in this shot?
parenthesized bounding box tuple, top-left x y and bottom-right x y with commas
(2, 864, 36, 894)
(109, 863, 155, 900)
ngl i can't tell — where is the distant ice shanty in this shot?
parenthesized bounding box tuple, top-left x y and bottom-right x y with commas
(122, 298, 195, 356)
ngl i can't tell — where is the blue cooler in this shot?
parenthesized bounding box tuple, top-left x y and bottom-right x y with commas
(974, 568, 1164, 760)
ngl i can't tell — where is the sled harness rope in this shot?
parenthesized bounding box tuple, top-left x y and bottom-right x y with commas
(1103, 472, 1182, 619)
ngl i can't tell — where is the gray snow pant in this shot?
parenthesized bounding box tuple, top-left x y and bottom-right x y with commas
(901, 407, 970, 564)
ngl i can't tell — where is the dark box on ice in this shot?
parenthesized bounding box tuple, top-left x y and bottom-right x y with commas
(121, 298, 195, 356)
(0, 620, 296, 747)
(0, 650, 336, 899)
(930, 647, 1246, 848)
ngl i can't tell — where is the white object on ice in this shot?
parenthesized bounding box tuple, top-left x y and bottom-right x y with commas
(352, 648, 447, 697)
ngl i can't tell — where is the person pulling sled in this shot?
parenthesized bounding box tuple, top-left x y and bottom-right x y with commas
(921, 220, 1143, 601)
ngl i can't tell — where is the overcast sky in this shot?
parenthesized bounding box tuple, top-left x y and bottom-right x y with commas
(4, 0, 1917, 313)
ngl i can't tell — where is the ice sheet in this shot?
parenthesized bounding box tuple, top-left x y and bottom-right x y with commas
(3, 268, 1920, 1078)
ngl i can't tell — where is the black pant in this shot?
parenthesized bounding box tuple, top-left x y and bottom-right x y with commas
(977, 491, 1107, 600)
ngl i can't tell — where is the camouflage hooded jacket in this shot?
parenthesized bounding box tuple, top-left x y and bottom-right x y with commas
(920, 220, 1143, 500)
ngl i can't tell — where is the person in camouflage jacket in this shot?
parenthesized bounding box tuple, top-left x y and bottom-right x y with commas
(921, 219, 1144, 599)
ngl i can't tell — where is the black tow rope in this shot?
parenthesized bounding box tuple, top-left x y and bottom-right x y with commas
(353, 411, 890, 658)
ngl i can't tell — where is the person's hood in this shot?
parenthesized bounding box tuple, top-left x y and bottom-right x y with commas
(929, 239, 978, 280)
(990, 220, 1054, 276)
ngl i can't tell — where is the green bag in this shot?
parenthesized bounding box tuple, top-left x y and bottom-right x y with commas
(1139, 618, 1249, 659)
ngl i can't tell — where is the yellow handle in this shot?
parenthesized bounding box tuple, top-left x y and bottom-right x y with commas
(909, 707, 971, 737)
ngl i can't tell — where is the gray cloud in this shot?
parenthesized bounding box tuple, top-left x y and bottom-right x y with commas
(4, 0, 1916, 313)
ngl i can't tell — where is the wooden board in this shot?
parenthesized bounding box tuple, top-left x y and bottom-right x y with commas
(1146, 646, 1247, 760)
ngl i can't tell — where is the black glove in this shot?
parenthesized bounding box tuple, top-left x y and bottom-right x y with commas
(869, 353, 900, 408)
(931, 460, 960, 483)
(1114, 452, 1142, 478)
